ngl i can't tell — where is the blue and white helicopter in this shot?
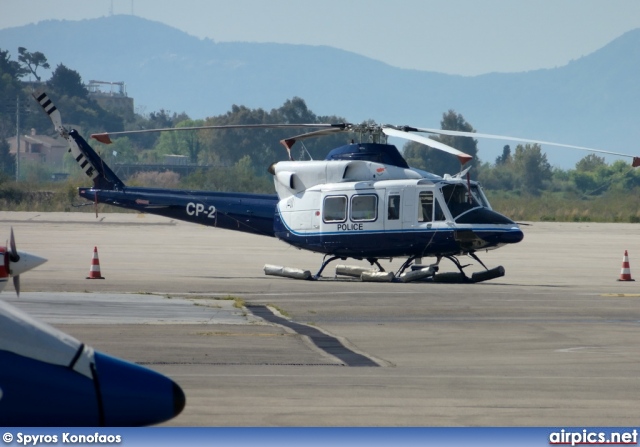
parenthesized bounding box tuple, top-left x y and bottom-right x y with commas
(34, 91, 639, 283)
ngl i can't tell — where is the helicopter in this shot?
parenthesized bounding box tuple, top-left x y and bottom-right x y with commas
(33, 91, 639, 283)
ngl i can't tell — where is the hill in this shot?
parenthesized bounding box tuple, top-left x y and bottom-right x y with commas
(1, 15, 639, 168)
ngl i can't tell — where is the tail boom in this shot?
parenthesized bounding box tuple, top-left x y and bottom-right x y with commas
(79, 187, 278, 237)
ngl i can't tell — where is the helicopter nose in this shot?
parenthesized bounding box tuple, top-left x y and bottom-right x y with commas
(501, 227, 524, 244)
(469, 226, 523, 249)
(10, 251, 47, 276)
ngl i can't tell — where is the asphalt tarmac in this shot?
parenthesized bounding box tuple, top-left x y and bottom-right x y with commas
(4, 211, 640, 426)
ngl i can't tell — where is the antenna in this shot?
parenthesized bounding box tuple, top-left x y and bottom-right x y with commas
(109, 0, 113, 16)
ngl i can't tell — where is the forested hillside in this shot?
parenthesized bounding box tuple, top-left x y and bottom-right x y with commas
(1, 47, 640, 222)
(1, 16, 639, 169)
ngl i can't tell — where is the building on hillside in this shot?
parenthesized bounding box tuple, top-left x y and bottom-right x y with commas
(7, 128, 68, 170)
(87, 80, 134, 115)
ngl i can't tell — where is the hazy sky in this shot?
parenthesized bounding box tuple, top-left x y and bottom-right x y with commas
(2, 0, 640, 75)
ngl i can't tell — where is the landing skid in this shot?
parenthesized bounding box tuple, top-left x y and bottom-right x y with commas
(395, 254, 504, 283)
(426, 255, 505, 284)
(264, 252, 505, 283)
(314, 254, 346, 279)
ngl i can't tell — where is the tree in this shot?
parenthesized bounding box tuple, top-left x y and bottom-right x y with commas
(277, 97, 313, 122)
(0, 49, 28, 137)
(477, 160, 516, 191)
(575, 154, 606, 172)
(101, 137, 138, 164)
(0, 49, 27, 80)
(571, 171, 600, 194)
(48, 64, 88, 98)
(197, 97, 346, 170)
(402, 110, 479, 176)
(17, 47, 50, 81)
(44, 66, 123, 135)
(0, 138, 15, 179)
(495, 145, 511, 166)
(154, 119, 205, 163)
(125, 109, 190, 151)
(512, 144, 552, 194)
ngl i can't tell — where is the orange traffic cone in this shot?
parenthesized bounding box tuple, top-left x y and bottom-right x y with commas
(617, 250, 634, 281)
(86, 246, 105, 279)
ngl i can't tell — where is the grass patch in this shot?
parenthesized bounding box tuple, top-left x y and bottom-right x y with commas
(486, 188, 640, 223)
(214, 295, 246, 309)
(178, 294, 246, 309)
(195, 331, 291, 337)
(268, 304, 290, 318)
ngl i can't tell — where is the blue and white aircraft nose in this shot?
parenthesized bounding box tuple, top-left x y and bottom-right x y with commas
(94, 351, 186, 426)
(0, 300, 185, 426)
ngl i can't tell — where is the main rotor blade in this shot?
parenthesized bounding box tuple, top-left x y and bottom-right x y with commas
(414, 127, 640, 167)
(91, 123, 346, 145)
(382, 127, 473, 165)
(280, 127, 349, 159)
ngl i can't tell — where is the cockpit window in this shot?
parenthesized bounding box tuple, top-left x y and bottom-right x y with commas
(441, 183, 480, 219)
(469, 184, 489, 208)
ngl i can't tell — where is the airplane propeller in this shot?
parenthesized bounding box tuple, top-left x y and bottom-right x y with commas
(2, 227, 47, 296)
(8, 227, 19, 263)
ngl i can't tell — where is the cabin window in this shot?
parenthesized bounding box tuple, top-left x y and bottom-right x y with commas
(418, 191, 433, 222)
(387, 194, 400, 220)
(351, 194, 378, 222)
(323, 196, 347, 222)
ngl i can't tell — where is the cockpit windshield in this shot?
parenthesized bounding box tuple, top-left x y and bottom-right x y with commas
(469, 184, 489, 208)
(440, 183, 484, 219)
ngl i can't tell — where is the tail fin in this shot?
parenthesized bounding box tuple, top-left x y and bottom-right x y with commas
(67, 129, 124, 190)
(32, 92, 124, 191)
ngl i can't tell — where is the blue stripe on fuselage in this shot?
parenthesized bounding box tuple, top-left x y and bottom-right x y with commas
(274, 207, 522, 257)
